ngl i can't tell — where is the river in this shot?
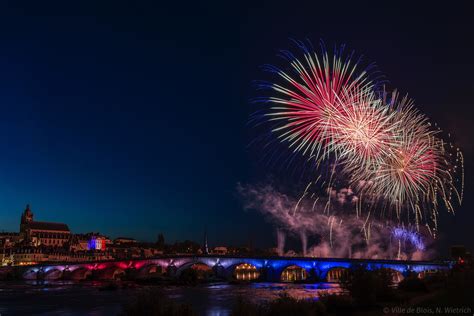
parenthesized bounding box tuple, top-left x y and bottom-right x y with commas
(0, 281, 340, 315)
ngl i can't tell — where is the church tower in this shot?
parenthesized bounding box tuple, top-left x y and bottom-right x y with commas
(20, 204, 34, 240)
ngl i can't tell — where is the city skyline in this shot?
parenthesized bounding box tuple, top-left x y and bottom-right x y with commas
(0, 2, 473, 254)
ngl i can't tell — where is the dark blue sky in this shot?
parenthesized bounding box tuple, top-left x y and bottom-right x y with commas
(0, 2, 472, 252)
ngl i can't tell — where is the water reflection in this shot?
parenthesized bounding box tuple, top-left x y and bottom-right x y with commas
(0, 281, 340, 316)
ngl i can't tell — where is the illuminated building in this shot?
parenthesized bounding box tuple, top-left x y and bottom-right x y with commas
(212, 246, 228, 255)
(9, 248, 113, 265)
(19, 205, 71, 247)
(0, 233, 20, 248)
(70, 233, 110, 252)
(88, 237, 107, 251)
(113, 237, 137, 245)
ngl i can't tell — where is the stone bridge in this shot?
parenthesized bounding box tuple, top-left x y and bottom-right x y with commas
(6, 255, 452, 282)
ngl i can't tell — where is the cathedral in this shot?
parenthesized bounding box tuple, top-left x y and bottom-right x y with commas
(19, 204, 71, 247)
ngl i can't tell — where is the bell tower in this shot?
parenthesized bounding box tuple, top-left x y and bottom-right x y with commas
(21, 204, 34, 223)
(20, 204, 34, 239)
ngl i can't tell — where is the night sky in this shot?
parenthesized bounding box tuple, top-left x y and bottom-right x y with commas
(0, 2, 472, 254)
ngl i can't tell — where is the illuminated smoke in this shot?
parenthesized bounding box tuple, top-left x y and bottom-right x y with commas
(238, 183, 433, 260)
(392, 227, 425, 251)
(277, 229, 286, 256)
(300, 231, 308, 257)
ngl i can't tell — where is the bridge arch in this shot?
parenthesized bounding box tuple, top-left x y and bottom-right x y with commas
(69, 267, 93, 280)
(22, 268, 39, 280)
(96, 267, 126, 280)
(176, 261, 214, 279)
(231, 262, 260, 281)
(418, 268, 444, 279)
(44, 268, 63, 280)
(280, 264, 308, 282)
(143, 263, 163, 274)
(326, 267, 349, 282)
(324, 266, 405, 283)
(378, 268, 404, 283)
(135, 263, 164, 279)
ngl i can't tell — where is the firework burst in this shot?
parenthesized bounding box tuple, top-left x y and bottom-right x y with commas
(252, 41, 463, 232)
(331, 89, 398, 168)
(259, 40, 375, 160)
(346, 93, 462, 232)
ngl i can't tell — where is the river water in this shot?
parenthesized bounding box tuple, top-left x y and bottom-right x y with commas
(0, 281, 340, 316)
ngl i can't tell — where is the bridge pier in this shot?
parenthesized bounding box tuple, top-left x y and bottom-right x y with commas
(262, 266, 281, 282)
(36, 267, 46, 280)
(402, 269, 416, 278)
(124, 267, 137, 280)
(307, 267, 324, 282)
(212, 263, 226, 279)
(167, 264, 177, 277)
(62, 267, 72, 280)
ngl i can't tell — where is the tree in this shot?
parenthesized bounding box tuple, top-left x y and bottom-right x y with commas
(340, 264, 395, 306)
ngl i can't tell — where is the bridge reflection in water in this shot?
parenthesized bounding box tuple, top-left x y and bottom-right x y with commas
(6, 255, 452, 283)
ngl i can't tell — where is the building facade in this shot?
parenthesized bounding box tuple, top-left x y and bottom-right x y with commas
(0, 232, 20, 248)
(19, 205, 71, 247)
(70, 233, 110, 252)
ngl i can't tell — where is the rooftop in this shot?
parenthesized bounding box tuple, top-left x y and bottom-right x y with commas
(28, 221, 70, 232)
(0, 232, 20, 236)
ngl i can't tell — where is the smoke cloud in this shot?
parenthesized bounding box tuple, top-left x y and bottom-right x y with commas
(238, 183, 434, 260)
